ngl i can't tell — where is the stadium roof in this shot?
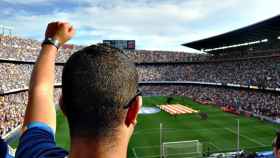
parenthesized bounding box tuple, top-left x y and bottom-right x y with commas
(182, 14, 280, 53)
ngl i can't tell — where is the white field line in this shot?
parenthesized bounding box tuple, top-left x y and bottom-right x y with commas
(133, 146, 160, 158)
(137, 154, 160, 158)
(136, 153, 202, 158)
(224, 127, 266, 147)
(134, 145, 159, 149)
(215, 144, 272, 152)
(133, 127, 223, 135)
(164, 152, 201, 156)
(242, 144, 271, 149)
(133, 143, 271, 158)
(208, 142, 222, 151)
(134, 124, 277, 136)
(132, 147, 138, 158)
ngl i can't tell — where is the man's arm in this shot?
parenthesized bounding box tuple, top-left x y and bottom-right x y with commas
(22, 22, 75, 132)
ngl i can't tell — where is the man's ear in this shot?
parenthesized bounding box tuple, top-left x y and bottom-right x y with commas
(277, 149, 280, 158)
(125, 96, 142, 127)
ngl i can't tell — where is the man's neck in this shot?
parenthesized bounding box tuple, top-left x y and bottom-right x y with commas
(68, 134, 129, 158)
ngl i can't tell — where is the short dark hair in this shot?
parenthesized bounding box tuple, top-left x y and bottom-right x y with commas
(62, 44, 138, 139)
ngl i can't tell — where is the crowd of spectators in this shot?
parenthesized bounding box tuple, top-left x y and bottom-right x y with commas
(0, 35, 205, 63)
(3, 56, 279, 96)
(0, 35, 41, 61)
(0, 88, 61, 136)
(1, 34, 280, 136)
(141, 85, 280, 119)
(0, 63, 63, 93)
(1, 57, 278, 95)
(0, 35, 79, 63)
(1, 34, 280, 63)
(124, 50, 201, 63)
(137, 57, 280, 88)
(0, 92, 27, 136)
(125, 48, 280, 63)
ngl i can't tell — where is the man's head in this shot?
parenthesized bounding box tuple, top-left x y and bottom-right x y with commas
(273, 130, 280, 158)
(61, 44, 141, 140)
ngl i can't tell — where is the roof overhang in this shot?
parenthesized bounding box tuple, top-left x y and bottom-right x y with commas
(182, 15, 280, 54)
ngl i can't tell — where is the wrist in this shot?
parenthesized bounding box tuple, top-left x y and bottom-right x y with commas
(42, 37, 61, 49)
(41, 44, 59, 54)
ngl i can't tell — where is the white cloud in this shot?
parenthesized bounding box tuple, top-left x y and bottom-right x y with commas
(1, 0, 55, 5)
(1, 0, 280, 52)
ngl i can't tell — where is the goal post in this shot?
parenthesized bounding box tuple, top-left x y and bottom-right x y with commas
(162, 140, 203, 158)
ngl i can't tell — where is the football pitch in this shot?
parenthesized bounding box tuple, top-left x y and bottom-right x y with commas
(53, 96, 279, 157)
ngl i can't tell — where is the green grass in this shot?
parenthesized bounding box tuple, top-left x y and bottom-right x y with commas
(11, 96, 280, 157)
(128, 96, 279, 157)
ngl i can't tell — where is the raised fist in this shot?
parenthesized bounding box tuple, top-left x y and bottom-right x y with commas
(45, 21, 75, 45)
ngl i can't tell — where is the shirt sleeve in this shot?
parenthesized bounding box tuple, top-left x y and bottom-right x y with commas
(15, 122, 68, 158)
(0, 137, 8, 158)
(0, 137, 15, 158)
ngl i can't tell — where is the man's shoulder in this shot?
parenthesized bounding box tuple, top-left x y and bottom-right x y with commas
(16, 122, 68, 158)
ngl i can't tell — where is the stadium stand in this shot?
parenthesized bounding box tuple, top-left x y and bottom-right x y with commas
(1, 43, 280, 137)
(0, 34, 79, 63)
(0, 63, 63, 93)
(0, 89, 61, 137)
(0, 92, 26, 136)
(1, 40, 280, 136)
(1, 16, 280, 151)
(140, 84, 280, 119)
(124, 49, 201, 63)
(137, 57, 280, 88)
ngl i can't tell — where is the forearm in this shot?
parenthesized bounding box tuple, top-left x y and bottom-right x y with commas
(22, 21, 75, 132)
(23, 45, 58, 130)
(30, 45, 57, 89)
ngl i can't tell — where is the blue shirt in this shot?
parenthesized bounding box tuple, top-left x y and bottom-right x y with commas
(0, 137, 15, 158)
(15, 122, 68, 158)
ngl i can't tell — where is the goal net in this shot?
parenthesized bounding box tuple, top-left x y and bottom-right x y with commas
(162, 140, 203, 158)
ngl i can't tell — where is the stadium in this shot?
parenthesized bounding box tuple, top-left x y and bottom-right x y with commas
(1, 7, 280, 158)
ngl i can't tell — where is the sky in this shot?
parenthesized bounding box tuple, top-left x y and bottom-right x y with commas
(0, 0, 279, 52)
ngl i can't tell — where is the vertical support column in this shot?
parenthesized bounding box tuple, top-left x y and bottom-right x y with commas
(160, 123, 163, 158)
(237, 119, 240, 152)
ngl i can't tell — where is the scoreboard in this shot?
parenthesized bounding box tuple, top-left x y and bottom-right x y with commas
(103, 40, 136, 50)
